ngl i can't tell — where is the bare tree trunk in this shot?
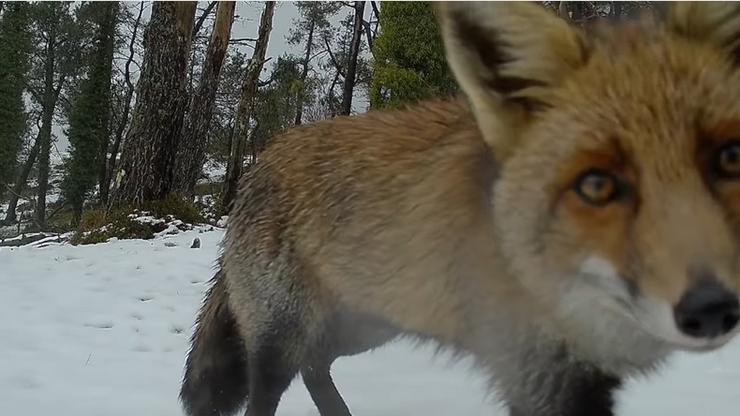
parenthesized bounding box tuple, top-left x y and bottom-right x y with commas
(93, 1, 119, 209)
(221, 1, 275, 211)
(294, 20, 315, 126)
(35, 19, 59, 230)
(340, 1, 365, 116)
(111, 1, 197, 207)
(100, 1, 144, 205)
(2, 135, 40, 225)
(174, 1, 235, 198)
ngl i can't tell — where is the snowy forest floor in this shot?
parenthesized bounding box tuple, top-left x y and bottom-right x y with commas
(1, 227, 740, 415)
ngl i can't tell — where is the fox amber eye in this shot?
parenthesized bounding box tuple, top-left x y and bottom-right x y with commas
(715, 143, 740, 178)
(574, 170, 619, 206)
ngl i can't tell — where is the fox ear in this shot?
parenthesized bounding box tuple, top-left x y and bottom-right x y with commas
(667, 2, 740, 63)
(437, 2, 588, 158)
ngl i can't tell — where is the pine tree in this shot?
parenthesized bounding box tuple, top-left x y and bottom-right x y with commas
(30, 1, 87, 229)
(370, 2, 457, 109)
(61, 2, 118, 226)
(0, 3, 32, 202)
(289, 1, 341, 125)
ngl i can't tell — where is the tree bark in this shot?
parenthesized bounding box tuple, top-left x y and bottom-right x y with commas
(174, 1, 235, 197)
(340, 1, 365, 116)
(111, 1, 197, 207)
(100, 1, 144, 205)
(2, 134, 40, 225)
(91, 1, 118, 211)
(294, 19, 315, 126)
(221, 1, 275, 211)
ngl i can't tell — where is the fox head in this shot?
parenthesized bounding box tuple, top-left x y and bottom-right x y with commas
(439, 2, 740, 353)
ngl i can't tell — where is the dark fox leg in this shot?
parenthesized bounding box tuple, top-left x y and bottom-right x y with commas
(180, 272, 249, 416)
(500, 347, 622, 416)
(243, 344, 299, 416)
(301, 361, 352, 416)
(299, 311, 398, 416)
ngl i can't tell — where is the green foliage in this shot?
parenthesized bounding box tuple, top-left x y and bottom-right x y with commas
(61, 2, 118, 225)
(146, 193, 204, 225)
(288, 2, 341, 47)
(251, 57, 303, 150)
(70, 193, 203, 245)
(0, 3, 33, 200)
(70, 208, 155, 245)
(208, 55, 304, 165)
(370, 2, 457, 109)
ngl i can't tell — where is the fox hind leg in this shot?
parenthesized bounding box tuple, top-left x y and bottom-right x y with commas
(301, 360, 352, 416)
(243, 343, 300, 416)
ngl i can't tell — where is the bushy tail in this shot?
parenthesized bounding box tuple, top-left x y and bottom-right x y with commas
(180, 270, 249, 416)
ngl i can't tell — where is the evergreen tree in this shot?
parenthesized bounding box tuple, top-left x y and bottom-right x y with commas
(30, 1, 87, 229)
(370, 2, 456, 109)
(289, 1, 341, 125)
(61, 2, 118, 226)
(0, 3, 32, 201)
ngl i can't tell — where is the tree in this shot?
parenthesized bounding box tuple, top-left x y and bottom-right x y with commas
(339, 1, 365, 116)
(100, 1, 145, 205)
(31, 2, 86, 230)
(221, 1, 275, 211)
(61, 2, 118, 226)
(0, 2, 32, 202)
(111, 1, 197, 206)
(174, 1, 235, 197)
(370, 2, 457, 109)
(290, 1, 341, 125)
(249, 56, 302, 157)
(550, 2, 657, 23)
(321, 2, 373, 118)
(2, 132, 39, 225)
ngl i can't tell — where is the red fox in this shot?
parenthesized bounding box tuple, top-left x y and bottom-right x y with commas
(181, 2, 740, 415)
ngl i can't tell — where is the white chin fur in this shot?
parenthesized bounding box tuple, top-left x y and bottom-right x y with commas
(574, 256, 738, 353)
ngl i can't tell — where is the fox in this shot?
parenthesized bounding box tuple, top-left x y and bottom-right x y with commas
(181, 2, 740, 416)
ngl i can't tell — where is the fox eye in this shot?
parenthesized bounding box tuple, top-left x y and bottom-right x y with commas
(574, 169, 620, 206)
(715, 142, 740, 179)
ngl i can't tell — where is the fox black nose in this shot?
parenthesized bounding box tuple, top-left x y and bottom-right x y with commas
(674, 280, 740, 338)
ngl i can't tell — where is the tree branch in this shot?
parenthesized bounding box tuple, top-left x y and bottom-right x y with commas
(192, 1, 218, 40)
(370, 1, 380, 23)
(363, 20, 374, 56)
(229, 37, 258, 43)
(324, 35, 345, 78)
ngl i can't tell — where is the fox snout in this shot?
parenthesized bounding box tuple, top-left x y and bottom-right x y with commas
(674, 278, 740, 339)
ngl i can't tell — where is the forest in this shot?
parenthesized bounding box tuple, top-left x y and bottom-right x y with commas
(0, 1, 655, 242)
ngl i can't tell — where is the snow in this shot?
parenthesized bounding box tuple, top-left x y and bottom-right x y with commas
(1, 228, 740, 415)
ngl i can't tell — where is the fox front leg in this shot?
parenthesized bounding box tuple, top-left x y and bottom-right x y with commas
(500, 355, 622, 416)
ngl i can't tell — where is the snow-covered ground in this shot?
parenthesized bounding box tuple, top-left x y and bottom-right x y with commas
(1, 228, 739, 415)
